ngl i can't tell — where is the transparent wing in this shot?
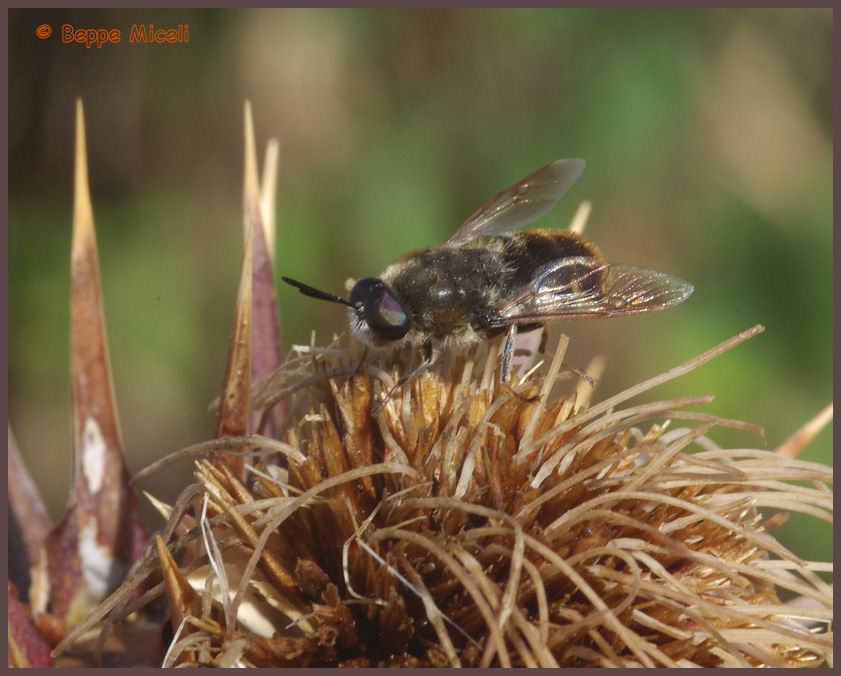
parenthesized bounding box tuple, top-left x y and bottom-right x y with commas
(489, 257, 694, 325)
(445, 159, 586, 246)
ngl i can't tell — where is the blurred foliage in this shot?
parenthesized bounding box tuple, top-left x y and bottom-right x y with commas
(9, 9, 831, 565)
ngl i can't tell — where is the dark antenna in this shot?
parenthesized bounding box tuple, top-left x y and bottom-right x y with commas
(281, 277, 355, 308)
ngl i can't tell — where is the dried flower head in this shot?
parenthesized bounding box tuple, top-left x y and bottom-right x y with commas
(142, 326, 830, 667)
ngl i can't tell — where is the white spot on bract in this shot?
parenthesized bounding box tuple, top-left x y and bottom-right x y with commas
(78, 519, 123, 600)
(29, 549, 51, 614)
(82, 417, 107, 493)
(512, 326, 544, 378)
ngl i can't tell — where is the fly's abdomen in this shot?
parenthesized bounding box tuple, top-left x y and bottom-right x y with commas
(501, 229, 604, 290)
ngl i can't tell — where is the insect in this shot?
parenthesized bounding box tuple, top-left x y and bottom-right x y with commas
(282, 159, 693, 394)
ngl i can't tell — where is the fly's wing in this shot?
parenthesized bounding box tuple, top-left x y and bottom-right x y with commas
(488, 257, 694, 326)
(445, 159, 586, 246)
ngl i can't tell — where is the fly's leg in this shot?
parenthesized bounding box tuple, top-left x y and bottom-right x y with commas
(372, 339, 434, 415)
(500, 324, 517, 384)
(351, 345, 369, 377)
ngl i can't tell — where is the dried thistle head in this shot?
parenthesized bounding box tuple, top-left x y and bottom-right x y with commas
(154, 328, 831, 667)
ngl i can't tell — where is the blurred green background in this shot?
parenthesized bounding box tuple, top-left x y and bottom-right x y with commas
(9, 9, 831, 565)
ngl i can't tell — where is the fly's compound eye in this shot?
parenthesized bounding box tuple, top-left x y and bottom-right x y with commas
(349, 277, 410, 341)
